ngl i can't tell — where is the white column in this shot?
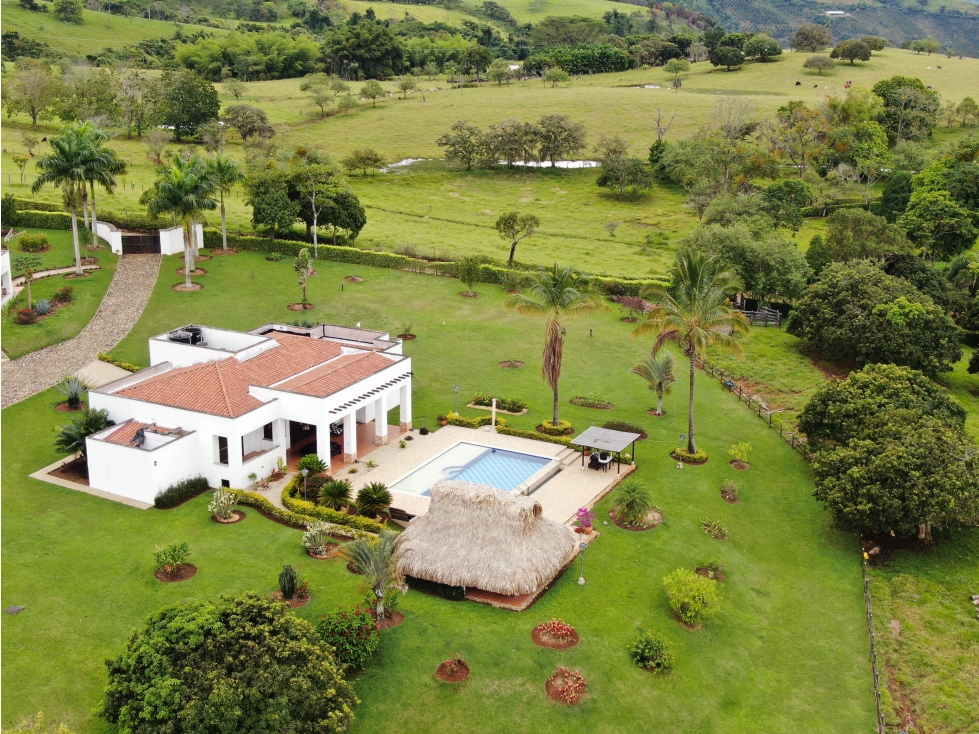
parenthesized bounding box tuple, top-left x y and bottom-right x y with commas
(316, 422, 332, 464)
(374, 393, 389, 445)
(343, 412, 357, 464)
(399, 383, 412, 431)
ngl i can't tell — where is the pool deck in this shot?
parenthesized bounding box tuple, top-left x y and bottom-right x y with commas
(342, 425, 634, 524)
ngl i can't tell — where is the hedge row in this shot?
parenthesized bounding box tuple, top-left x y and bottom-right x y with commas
(154, 476, 210, 509)
(16, 210, 72, 230)
(496, 425, 573, 446)
(445, 412, 507, 429)
(228, 488, 317, 528)
(98, 352, 141, 373)
(98, 209, 170, 232)
(281, 479, 387, 533)
(524, 44, 631, 74)
(12, 198, 60, 212)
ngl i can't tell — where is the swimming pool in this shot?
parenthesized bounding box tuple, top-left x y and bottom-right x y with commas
(389, 442, 554, 496)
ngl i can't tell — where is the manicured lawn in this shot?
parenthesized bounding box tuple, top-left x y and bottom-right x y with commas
(2, 231, 118, 360)
(2, 253, 875, 732)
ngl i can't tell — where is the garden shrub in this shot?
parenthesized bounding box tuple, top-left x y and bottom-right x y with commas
(663, 568, 720, 625)
(445, 412, 506, 429)
(98, 352, 141, 372)
(356, 482, 392, 517)
(497, 426, 571, 446)
(629, 632, 674, 673)
(279, 564, 299, 599)
(316, 606, 381, 671)
(540, 419, 574, 436)
(14, 308, 38, 325)
(471, 393, 527, 413)
(282, 478, 386, 533)
(53, 286, 74, 304)
(15, 210, 71, 230)
(1, 194, 18, 227)
(12, 197, 60, 212)
(154, 475, 210, 509)
(101, 593, 356, 733)
(153, 542, 190, 573)
(208, 487, 238, 520)
(229, 488, 317, 528)
(296, 453, 327, 475)
(602, 419, 645, 436)
(672, 448, 708, 463)
(18, 233, 49, 251)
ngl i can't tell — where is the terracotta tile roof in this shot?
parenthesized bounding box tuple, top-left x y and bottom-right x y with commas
(111, 334, 394, 417)
(274, 352, 395, 397)
(104, 421, 151, 446)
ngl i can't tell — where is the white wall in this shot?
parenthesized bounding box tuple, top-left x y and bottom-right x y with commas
(1, 249, 12, 306)
(95, 221, 123, 255)
(87, 430, 200, 505)
(159, 226, 185, 256)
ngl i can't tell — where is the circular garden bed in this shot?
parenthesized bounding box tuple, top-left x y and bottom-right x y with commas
(288, 303, 315, 311)
(436, 656, 470, 682)
(609, 506, 663, 531)
(532, 619, 579, 649)
(172, 283, 203, 292)
(156, 564, 197, 583)
(499, 360, 524, 369)
(211, 510, 245, 524)
(546, 667, 586, 705)
(271, 590, 310, 608)
(176, 267, 207, 276)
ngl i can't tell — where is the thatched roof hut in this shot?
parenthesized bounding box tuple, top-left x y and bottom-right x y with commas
(396, 480, 577, 596)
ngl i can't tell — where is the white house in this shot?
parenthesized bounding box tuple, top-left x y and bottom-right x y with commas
(1, 248, 12, 306)
(85, 322, 412, 505)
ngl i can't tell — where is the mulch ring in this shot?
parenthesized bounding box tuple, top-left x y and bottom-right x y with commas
(545, 668, 586, 706)
(48, 456, 89, 485)
(695, 567, 727, 583)
(435, 658, 471, 683)
(271, 590, 311, 608)
(369, 609, 405, 629)
(176, 267, 207, 276)
(459, 291, 480, 298)
(671, 450, 708, 465)
(194, 255, 212, 263)
(211, 510, 246, 524)
(63, 272, 93, 280)
(207, 248, 239, 256)
(156, 564, 197, 583)
(646, 409, 667, 417)
(306, 543, 340, 560)
(288, 303, 315, 311)
(499, 360, 524, 369)
(620, 316, 639, 322)
(55, 401, 86, 412)
(344, 276, 363, 282)
(729, 460, 749, 471)
(720, 488, 739, 505)
(532, 625, 580, 650)
(673, 614, 704, 631)
(398, 333, 417, 340)
(172, 283, 204, 292)
(609, 506, 663, 532)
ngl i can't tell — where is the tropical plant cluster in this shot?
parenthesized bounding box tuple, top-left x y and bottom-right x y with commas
(470, 393, 527, 413)
(316, 606, 381, 671)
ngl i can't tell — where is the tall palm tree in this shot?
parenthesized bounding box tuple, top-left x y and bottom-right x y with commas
(632, 249, 748, 454)
(79, 125, 126, 250)
(141, 155, 216, 288)
(505, 265, 609, 425)
(32, 123, 116, 276)
(340, 530, 401, 623)
(209, 153, 246, 251)
(630, 350, 678, 416)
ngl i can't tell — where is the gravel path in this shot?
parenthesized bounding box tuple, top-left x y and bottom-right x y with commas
(1, 255, 162, 408)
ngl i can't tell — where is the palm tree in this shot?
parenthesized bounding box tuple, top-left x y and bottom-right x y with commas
(81, 126, 126, 250)
(54, 408, 114, 462)
(630, 350, 678, 416)
(505, 265, 609, 425)
(32, 123, 116, 276)
(632, 249, 747, 454)
(613, 477, 654, 524)
(340, 530, 401, 622)
(141, 155, 216, 288)
(209, 154, 246, 251)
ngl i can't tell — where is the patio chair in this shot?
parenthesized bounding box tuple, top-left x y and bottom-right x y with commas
(597, 451, 613, 472)
(588, 453, 601, 470)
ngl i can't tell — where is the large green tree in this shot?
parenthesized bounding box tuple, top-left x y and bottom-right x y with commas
(154, 70, 219, 139)
(323, 20, 405, 79)
(245, 168, 299, 242)
(812, 410, 979, 541)
(871, 75, 941, 143)
(786, 261, 961, 374)
(101, 592, 357, 734)
(824, 208, 912, 262)
(505, 265, 608, 425)
(898, 192, 978, 260)
(632, 250, 747, 454)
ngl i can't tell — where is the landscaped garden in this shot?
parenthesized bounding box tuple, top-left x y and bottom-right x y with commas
(1, 251, 880, 732)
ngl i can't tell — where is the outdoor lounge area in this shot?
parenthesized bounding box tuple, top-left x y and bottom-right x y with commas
(570, 426, 642, 474)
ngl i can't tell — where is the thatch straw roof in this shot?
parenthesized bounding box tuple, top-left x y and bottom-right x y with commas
(396, 480, 577, 596)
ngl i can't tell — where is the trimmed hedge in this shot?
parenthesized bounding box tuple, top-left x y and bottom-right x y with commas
(98, 209, 169, 232)
(445, 412, 507, 429)
(99, 352, 141, 372)
(16, 210, 71, 230)
(497, 425, 572, 446)
(12, 198, 60, 212)
(227, 488, 317, 528)
(154, 475, 210, 509)
(282, 478, 387, 533)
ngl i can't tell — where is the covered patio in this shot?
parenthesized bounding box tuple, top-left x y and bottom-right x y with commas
(286, 421, 405, 472)
(569, 426, 642, 474)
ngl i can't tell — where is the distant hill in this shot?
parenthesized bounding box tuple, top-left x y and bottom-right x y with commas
(681, 0, 979, 56)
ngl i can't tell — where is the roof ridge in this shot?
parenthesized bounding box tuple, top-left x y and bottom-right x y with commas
(214, 360, 234, 417)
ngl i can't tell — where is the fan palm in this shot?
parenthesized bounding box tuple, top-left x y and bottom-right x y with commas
(614, 478, 654, 524)
(340, 530, 401, 621)
(32, 123, 117, 276)
(141, 155, 217, 288)
(632, 249, 748, 454)
(505, 264, 609, 425)
(630, 350, 678, 416)
(53, 408, 114, 460)
(209, 154, 246, 251)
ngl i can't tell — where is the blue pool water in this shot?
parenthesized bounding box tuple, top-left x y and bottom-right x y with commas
(389, 442, 552, 496)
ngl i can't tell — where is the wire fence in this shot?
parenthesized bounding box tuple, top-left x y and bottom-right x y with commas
(698, 356, 887, 732)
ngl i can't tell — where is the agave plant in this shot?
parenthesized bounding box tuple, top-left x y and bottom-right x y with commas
(302, 521, 334, 555)
(319, 479, 353, 511)
(614, 478, 654, 525)
(56, 375, 94, 410)
(356, 482, 392, 518)
(208, 487, 238, 521)
(33, 298, 53, 315)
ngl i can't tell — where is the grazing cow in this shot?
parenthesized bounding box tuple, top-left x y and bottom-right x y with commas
(938, 65, 942, 69)
(796, 81, 801, 86)
(814, 84, 819, 88)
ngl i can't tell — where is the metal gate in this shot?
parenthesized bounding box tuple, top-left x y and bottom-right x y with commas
(121, 233, 160, 255)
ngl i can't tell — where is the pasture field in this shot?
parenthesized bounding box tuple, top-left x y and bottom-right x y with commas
(2, 252, 876, 733)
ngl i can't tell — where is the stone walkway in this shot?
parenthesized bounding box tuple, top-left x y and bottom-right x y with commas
(1, 255, 162, 408)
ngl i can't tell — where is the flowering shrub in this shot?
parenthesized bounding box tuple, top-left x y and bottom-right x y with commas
(629, 632, 673, 672)
(548, 667, 587, 705)
(316, 605, 380, 671)
(537, 619, 576, 640)
(575, 507, 594, 527)
(53, 286, 74, 304)
(471, 393, 527, 413)
(14, 308, 38, 325)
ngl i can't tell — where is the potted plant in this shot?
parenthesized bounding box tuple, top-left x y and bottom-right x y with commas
(437, 414, 448, 426)
(575, 507, 594, 535)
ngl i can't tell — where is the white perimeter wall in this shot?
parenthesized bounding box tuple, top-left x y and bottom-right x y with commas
(95, 221, 123, 255)
(159, 223, 204, 256)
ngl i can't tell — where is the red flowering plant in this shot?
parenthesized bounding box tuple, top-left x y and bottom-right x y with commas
(316, 605, 380, 671)
(537, 619, 576, 640)
(548, 667, 587, 705)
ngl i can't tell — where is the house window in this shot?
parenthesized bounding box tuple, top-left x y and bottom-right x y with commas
(217, 436, 229, 465)
(263, 422, 273, 441)
(221, 479, 230, 488)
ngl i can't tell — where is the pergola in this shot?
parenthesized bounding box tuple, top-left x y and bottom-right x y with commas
(569, 426, 642, 474)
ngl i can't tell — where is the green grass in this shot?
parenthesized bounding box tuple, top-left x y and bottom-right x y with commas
(2, 229, 119, 360)
(869, 532, 979, 734)
(2, 253, 876, 733)
(0, 0, 226, 56)
(934, 345, 979, 438)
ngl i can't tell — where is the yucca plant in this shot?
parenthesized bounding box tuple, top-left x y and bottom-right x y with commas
(279, 564, 299, 600)
(356, 482, 392, 518)
(208, 487, 238, 521)
(56, 375, 93, 410)
(319, 479, 353, 510)
(302, 521, 335, 555)
(614, 478, 654, 524)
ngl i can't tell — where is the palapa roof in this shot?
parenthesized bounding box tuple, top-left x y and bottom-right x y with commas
(396, 480, 577, 596)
